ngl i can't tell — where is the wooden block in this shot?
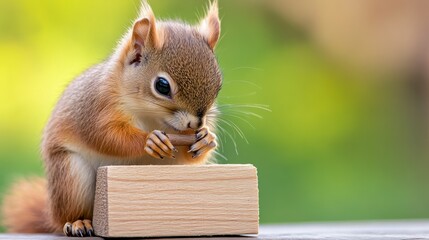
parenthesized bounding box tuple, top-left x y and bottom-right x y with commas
(93, 164, 259, 238)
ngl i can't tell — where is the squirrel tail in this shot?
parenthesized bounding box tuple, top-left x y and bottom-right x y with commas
(1, 177, 56, 233)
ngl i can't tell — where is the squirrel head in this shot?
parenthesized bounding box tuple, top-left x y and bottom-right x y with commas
(116, 0, 222, 132)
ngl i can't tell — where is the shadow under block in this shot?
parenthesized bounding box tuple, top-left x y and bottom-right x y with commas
(93, 164, 259, 237)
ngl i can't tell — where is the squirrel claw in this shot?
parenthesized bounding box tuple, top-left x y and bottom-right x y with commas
(145, 130, 176, 159)
(77, 229, 84, 237)
(63, 222, 72, 236)
(189, 127, 217, 158)
(63, 219, 93, 237)
(192, 151, 202, 158)
(196, 128, 208, 140)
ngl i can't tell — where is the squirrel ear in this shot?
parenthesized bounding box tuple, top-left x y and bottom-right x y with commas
(198, 0, 221, 50)
(132, 1, 163, 52)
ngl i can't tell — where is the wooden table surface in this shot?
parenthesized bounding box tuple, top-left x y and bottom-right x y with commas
(1, 219, 429, 239)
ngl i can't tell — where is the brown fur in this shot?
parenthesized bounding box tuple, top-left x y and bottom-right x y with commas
(2, 0, 222, 234)
(2, 178, 57, 233)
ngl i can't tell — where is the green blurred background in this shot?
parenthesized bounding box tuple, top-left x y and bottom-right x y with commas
(1, 0, 429, 232)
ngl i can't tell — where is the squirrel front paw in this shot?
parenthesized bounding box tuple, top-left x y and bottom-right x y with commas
(144, 130, 177, 159)
(63, 219, 93, 237)
(189, 127, 217, 158)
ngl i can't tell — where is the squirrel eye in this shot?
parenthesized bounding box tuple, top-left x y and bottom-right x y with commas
(155, 77, 171, 97)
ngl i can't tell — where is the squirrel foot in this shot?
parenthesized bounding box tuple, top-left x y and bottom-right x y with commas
(63, 219, 93, 237)
(189, 127, 217, 158)
(144, 130, 176, 159)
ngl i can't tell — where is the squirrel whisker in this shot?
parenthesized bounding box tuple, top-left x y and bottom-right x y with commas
(215, 123, 238, 155)
(219, 112, 256, 130)
(217, 118, 249, 144)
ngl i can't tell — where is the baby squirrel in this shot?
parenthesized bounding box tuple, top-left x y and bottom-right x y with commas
(2, 0, 221, 237)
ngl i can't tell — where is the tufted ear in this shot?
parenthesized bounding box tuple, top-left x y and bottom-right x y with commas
(131, 1, 163, 55)
(198, 0, 221, 50)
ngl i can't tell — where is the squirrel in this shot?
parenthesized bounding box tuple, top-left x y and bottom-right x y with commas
(2, 0, 222, 237)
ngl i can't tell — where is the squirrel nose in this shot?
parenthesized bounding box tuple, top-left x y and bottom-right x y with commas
(197, 118, 203, 128)
(187, 117, 203, 129)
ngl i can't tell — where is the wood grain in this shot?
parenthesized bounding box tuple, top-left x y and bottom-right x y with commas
(92, 164, 259, 238)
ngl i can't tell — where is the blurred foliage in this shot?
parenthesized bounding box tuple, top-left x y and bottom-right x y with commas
(0, 0, 429, 231)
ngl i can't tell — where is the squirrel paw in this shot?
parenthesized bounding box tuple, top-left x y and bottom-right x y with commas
(144, 130, 176, 159)
(189, 127, 217, 158)
(63, 219, 93, 237)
